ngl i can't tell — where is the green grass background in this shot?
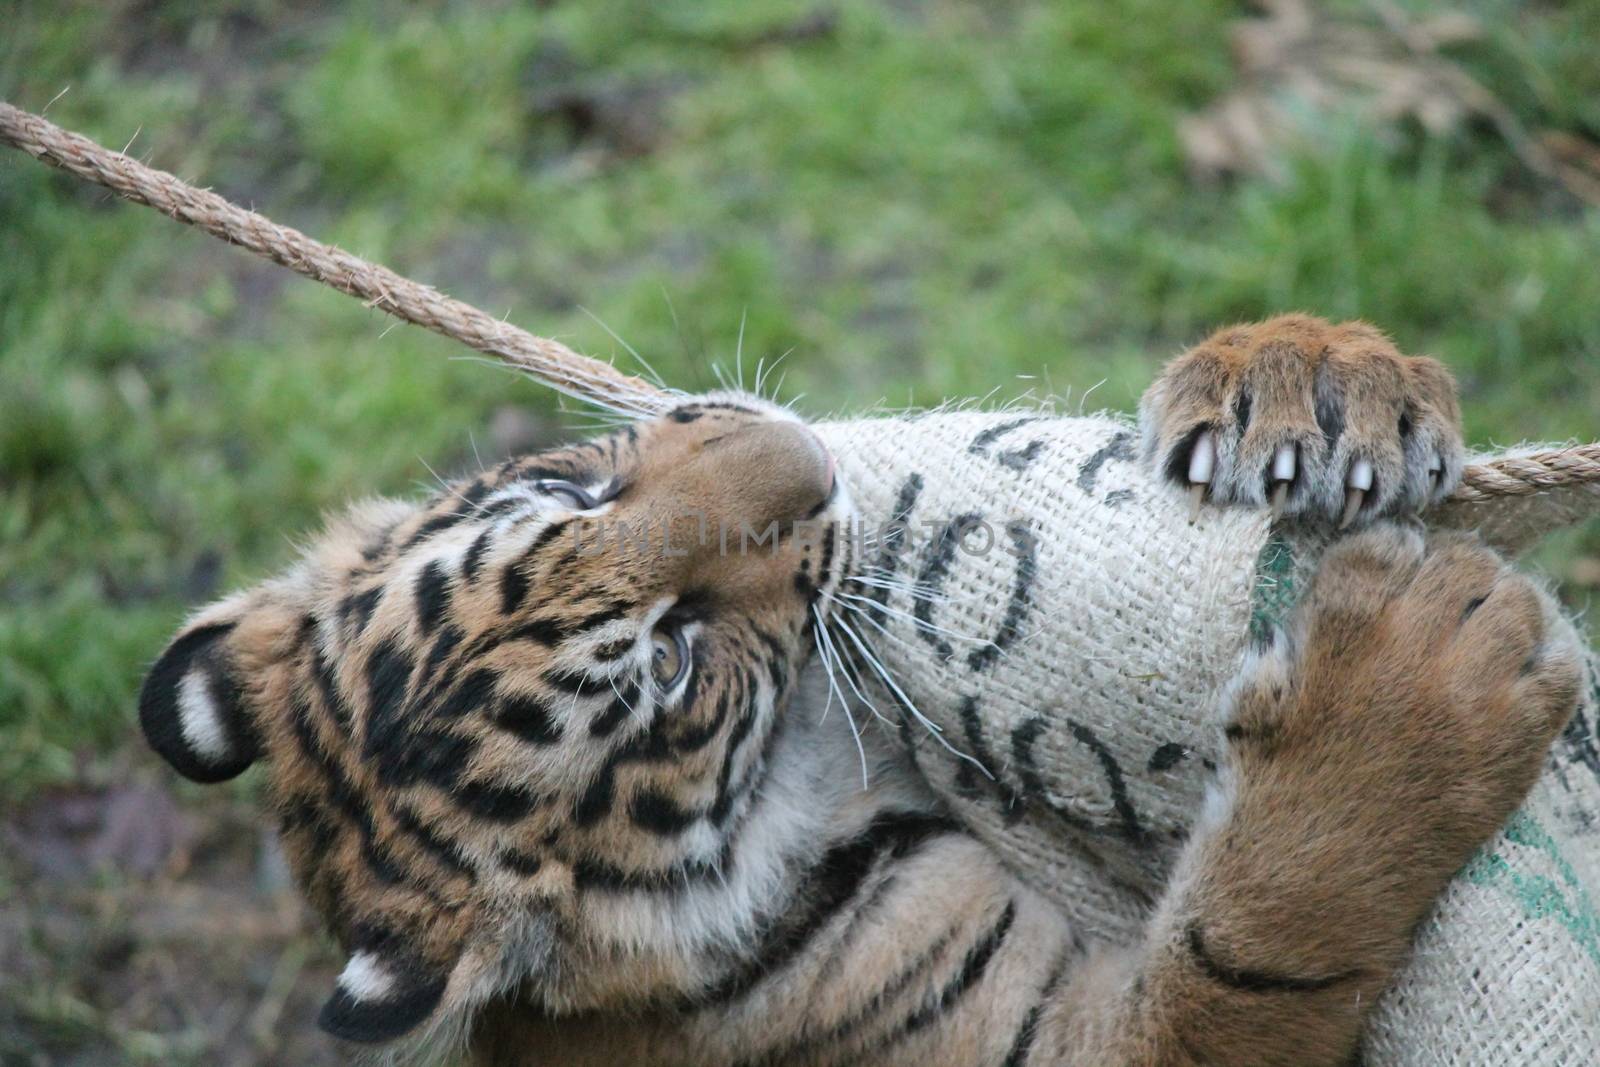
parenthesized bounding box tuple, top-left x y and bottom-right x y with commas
(3, 0, 1598, 801)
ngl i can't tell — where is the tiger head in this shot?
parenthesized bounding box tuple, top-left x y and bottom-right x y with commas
(136, 394, 850, 1046)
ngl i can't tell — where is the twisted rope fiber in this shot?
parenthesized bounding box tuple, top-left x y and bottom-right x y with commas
(3, 100, 1596, 503)
(0, 101, 670, 414)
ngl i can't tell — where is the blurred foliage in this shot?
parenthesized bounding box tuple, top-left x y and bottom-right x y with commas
(1, 0, 1597, 810)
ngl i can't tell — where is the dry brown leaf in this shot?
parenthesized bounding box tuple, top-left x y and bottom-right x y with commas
(1181, 0, 1600, 206)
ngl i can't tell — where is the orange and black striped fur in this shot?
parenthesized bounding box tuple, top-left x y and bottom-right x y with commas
(139, 318, 1582, 1066)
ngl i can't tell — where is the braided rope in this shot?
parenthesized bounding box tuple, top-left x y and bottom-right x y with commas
(4, 100, 1598, 506)
(0, 101, 672, 415)
(1453, 444, 1600, 502)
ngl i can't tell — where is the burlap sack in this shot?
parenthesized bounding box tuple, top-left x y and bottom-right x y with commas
(815, 411, 1600, 1066)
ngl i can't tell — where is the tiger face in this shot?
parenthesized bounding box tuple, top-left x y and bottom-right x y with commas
(136, 394, 850, 1044)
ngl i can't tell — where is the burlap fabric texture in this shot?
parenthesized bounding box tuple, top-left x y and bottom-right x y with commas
(815, 410, 1600, 1067)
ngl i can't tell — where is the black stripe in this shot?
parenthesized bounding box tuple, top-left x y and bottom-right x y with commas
(629, 787, 703, 836)
(455, 778, 541, 823)
(461, 526, 494, 582)
(571, 847, 729, 893)
(588, 679, 638, 737)
(665, 685, 729, 755)
(496, 691, 563, 744)
(816, 524, 836, 585)
(897, 900, 1016, 1035)
(399, 480, 491, 552)
(435, 667, 500, 720)
(310, 639, 355, 737)
(421, 624, 464, 680)
(498, 520, 568, 615)
(708, 688, 759, 825)
(1002, 950, 1070, 1067)
(1224, 720, 1281, 747)
(751, 627, 789, 691)
(371, 725, 476, 791)
(288, 696, 408, 891)
(1186, 923, 1357, 993)
(572, 764, 618, 827)
(732, 910, 968, 1067)
(414, 559, 452, 634)
(278, 793, 337, 871)
(391, 805, 475, 881)
(400, 511, 464, 552)
(499, 558, 530, 614)
(841, 899, 1017, 1063)
(545, 667, 598, 695)
(691, 811, 959, 1007)
(340, 586, 382, 632)
(571, 604, 629, 635)
(364, 639, 415, 749)
(499, 848, 544, 876)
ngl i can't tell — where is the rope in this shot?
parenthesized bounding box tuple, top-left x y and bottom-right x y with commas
(1453, 444, 1600, 502)
(0, 101, 671, 415)
(3, 100, 1597, 507)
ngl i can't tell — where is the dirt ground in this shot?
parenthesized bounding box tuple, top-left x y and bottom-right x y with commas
(1, 752, 343, 1066)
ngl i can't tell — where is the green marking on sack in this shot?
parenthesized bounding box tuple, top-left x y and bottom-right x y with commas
(1462, 811, 1600, 968)
(1249, 533, 1298, 644)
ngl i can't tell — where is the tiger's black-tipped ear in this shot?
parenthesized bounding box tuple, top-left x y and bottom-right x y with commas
(318, 942, 454, 1044)
(139, 619, 260, 783)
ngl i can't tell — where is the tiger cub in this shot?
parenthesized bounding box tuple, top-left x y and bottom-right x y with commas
(138, 317, 1582, 1066)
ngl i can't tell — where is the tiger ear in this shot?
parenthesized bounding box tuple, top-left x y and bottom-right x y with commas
(319, 936, 464, 1044)
(139, 601, 264, 783)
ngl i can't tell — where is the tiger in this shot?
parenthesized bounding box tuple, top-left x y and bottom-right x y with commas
(137, 316, 1584, 1066)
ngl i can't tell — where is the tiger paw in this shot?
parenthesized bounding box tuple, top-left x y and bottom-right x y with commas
(1224, 526, 1583, 906)
(1139, 315, 1464, 526)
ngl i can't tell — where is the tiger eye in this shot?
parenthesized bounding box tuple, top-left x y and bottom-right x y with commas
(651, 624, 689, 690)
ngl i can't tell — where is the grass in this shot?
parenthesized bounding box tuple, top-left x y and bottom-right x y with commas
(2, 0, 1598, 800)
(3, 2, 1599, 1061)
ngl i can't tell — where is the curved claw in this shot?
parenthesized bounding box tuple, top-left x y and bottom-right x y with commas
(1269, 443, 1297, 519)
(1340, 458, 1374, 529)
(1186, 431, 1216, 524)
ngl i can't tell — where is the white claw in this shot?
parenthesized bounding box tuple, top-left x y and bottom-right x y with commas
(1269, 443, 1297, 520)
(1185, 431, 1216, 524)
(1348, 457, 1374, 492)
(1340, 488, 1366, 529)
(1428, 454, 1443, 492)
(1272, 443, 1297, 483)
(1187, 431, 1216, 485)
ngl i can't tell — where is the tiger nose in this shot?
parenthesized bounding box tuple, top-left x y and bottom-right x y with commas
(721, 420, 835, 525)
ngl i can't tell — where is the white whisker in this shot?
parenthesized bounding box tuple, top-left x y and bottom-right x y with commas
(735, 311, 748, 393)
(813, 606, 869, 789)
(827, 609, 993, 779)
(831, 592, 990, 645)
(610, 674, 645, 726)
(821, 620, 894, 730)
(579, 306, 668, 389)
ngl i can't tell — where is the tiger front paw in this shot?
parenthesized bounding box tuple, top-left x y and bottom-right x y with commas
(1139, 315, 1464, 527)
(1224, 526, 1582, 910)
